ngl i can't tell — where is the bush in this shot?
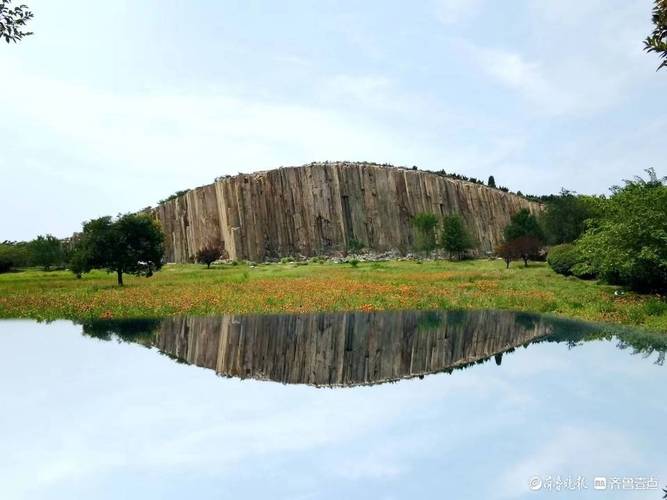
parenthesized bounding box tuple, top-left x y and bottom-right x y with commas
(196, 243, 224, 268)
(570, 261, 596, 280)
(547, 244, 581, 276)
(347, 238, 364, 254)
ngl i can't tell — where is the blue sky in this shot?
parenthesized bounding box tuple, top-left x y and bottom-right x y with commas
(1, 0, 665, 240)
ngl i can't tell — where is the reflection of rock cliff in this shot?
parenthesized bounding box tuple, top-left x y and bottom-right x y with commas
(154, 162, 541, 262)
(154, 310, 553, 387)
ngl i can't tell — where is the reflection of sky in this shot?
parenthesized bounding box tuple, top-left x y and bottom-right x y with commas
(0, 320, 664, 500)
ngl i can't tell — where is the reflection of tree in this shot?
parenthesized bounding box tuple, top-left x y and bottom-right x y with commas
(79, 318, 160, 345)
(417, 311, 443, 331)
(515, 312, 539, 331)
(537, 317, 666, 365)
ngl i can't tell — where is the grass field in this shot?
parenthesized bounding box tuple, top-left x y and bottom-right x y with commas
(0, 260, 665, 331)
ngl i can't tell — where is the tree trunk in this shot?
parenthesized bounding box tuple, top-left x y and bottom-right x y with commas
(117, 269, 123, 286)
(207, 263, 211, 269)
(523, 256, 528, 267)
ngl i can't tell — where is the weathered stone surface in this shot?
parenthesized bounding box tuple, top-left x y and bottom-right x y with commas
(153, 162, 541, 262)
(153, 310, 552, 387)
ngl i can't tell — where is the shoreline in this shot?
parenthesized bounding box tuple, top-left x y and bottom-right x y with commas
(0, 260, 665, 332)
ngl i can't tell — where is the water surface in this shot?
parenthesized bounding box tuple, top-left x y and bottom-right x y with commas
(0, 310, 665, 499)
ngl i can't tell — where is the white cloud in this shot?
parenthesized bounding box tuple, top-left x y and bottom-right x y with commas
(435, 0, 481, 25)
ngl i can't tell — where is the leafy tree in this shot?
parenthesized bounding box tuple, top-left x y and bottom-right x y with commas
(577, 169, 667, 292)
(73, 213, 165, 285)
(0, 241, 31, 272)
(0, 0, 33, 43)
(441, 214, 475, 259)
(487, 175, 496, 188)
(196, 242, 223, 268)
(645, 0, 667, 71)
(504, 209, 544, 241)
(540, 189, 604, 244)
(29, 234, 64, 270)
(503, 209, 545, 266)
(412, 212, 439, 252)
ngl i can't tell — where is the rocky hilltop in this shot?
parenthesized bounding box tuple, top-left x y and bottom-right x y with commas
(154, 162, 540, 262)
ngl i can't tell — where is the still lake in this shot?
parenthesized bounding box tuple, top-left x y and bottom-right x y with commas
(0, 310, 665, 499)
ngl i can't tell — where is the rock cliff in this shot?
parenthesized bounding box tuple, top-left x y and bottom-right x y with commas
(153, 162, 541, 262)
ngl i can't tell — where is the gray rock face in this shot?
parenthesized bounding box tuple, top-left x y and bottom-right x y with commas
(153, 162, 541, 262)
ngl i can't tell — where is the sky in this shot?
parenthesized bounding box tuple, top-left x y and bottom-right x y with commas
(1, 0, 665, 241)
(0, 319, 665, 499)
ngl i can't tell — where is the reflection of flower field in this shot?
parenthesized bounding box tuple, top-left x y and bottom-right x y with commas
(0, 260, 665, 331)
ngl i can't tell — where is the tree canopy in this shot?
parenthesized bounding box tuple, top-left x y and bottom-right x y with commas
(540, 189, 604, 245)
(0, 0, 33, 43)
(30, 234, 64, 271)
(504, 209, 544, 242)
(502, 209, 545, 267)
(577, 169, 667, 292)
(71, 213, 165, 285)
(645, 0, 667, 71)
(441, 214, 475, 259)
(412, 212, 439, 252)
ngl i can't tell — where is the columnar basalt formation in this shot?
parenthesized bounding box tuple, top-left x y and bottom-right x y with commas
(153, 310, 553, 387)
(153, 162, 541, 262)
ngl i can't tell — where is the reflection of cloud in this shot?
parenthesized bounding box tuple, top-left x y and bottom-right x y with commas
(435, 0, 481, 25)
(1, 320, 665, 500)
(498, 425, 643, 499)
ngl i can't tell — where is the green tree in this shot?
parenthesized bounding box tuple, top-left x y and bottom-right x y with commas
(577, 169, 667, 292)
(73, 213, 165, 285)
(0, 241, 31, 273)
(30, 234, 64, 270)
(504, 209, 544, 241)
(412, 212, 438, 252)
(487, 175, 496, 188)
(0, 0, 33, 43)
(540, 189, 604, 245)
(503, 209, 545, 266)
(645, 0, 667, 71)
(441, 214, 475, 259)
